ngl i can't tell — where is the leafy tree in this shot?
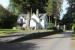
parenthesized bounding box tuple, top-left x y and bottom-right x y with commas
(0, 5, 18, 28)
(60, 0, 74, 30)
(45, 0, 62, 23)
(61, 13, 73, 30)
(68, 0, 75, 23)
(46, 0, 53, 17)
(9, 0, 47, 14)
(10, 0, 61, 17)
(45, 0, 53, 22)
(64, 0, 75, 28)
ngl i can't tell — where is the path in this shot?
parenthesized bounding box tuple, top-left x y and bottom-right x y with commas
(0, 31, 72, 50)
(21, 31, 72, 50)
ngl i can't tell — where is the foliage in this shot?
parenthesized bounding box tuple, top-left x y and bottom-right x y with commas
(10, 0, 61, 15)
(46, 0, 62, 16)
(68, 0, 75, 23)
(61, 13, 73, 30)
(0, 5, 18, 28)
(61, 0, 75, 30)
(72, 12, 75, 23)
(45, 0, 62, 23)
(72, 24, 75, 30)
(47, 23, 54, 30)
(45, 0, 53, 16)
(9, 0, 47, 14)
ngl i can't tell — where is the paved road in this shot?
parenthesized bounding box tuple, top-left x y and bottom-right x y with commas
(0, 31, 72, 50)
(0, 34, 24, 42)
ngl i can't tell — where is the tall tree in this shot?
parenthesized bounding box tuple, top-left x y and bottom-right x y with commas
(0, 5, 17, 28)
(45, 0, 62, 23)
(68, 0, 75, 23)
(45, 0, 53, 22)
(46, 0, 53, 17)
(60, 0, 74, 30)
(9, 0, 47, 14)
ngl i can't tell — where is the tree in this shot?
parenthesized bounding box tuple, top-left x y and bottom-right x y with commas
(68, 0, 75, 23)
(46, 0, 53, 17)
(45, 0, 62, 23)
(9, 0, 47, 14)
(66, 0, 75, 30)
(61, 13, 73, 30)
(0, 5, 17, 28)
(60, 0, 75, 30)
(45, 0, 53, 22)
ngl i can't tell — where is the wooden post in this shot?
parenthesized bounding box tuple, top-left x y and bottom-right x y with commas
(49, 17, 50, 23)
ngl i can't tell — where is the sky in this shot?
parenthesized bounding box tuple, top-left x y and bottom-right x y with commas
(60, 0, 69, 20)
(0, 0, 10, 8)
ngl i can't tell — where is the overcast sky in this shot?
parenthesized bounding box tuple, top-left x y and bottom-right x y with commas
(0, 0, 10, 8)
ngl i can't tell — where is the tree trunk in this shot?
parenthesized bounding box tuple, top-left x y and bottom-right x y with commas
(55, 18, 57, 27)
(27, 11, 30, 29)
(27, 9, 32, 30)
(49, 17, 50, 23)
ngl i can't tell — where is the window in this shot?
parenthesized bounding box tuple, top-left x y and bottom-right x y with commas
(40, 19, 42, 22)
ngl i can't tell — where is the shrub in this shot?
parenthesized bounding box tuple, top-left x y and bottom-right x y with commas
(72, 24, 75, 32)
(47, 23, 54, 30)
(0, 15, 18, 29)
(0, 5, 18, 28)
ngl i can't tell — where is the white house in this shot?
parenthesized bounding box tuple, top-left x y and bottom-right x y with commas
(39, 14, 48, 29)
(17, 14, 27, 28)
(17, 13, 48, 30)
(30, 13, 48, 30)
(30, 13, 40, 30)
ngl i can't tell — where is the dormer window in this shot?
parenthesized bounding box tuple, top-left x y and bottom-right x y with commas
(40, 19, 42, 22)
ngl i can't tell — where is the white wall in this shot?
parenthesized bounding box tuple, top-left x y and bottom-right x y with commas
(30, 13, 40, 29)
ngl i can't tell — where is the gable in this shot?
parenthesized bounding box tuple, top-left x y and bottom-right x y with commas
(39, 14, 47, 20)
(31, 13, 40, 23)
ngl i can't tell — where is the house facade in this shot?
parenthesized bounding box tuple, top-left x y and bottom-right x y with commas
(17, 13, 48, 30)
(40, 14, 48, 29)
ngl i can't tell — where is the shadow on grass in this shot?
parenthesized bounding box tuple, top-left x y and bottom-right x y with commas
(7, 30, 63, 43)
(0, 42, 37, 50)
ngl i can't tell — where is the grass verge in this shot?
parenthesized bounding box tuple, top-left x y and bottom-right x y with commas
(72, 32, 75, 40)
(0, 29, 20, 36)
(0, 29, 53, 36)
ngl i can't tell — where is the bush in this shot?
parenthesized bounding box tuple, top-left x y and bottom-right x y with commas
(0, 5, 18, 29)
(72, 24, 75, 31)
(0, 15, 18, 28)
(47, 23, 54, 30)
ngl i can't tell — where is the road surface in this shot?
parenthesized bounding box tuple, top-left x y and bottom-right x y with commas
(0, 31, 72, 50)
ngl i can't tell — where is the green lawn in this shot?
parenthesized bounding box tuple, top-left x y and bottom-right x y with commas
(72, 32, 75, 40)
(0, 29, 53, 36)
(0, 29, 20, 36)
